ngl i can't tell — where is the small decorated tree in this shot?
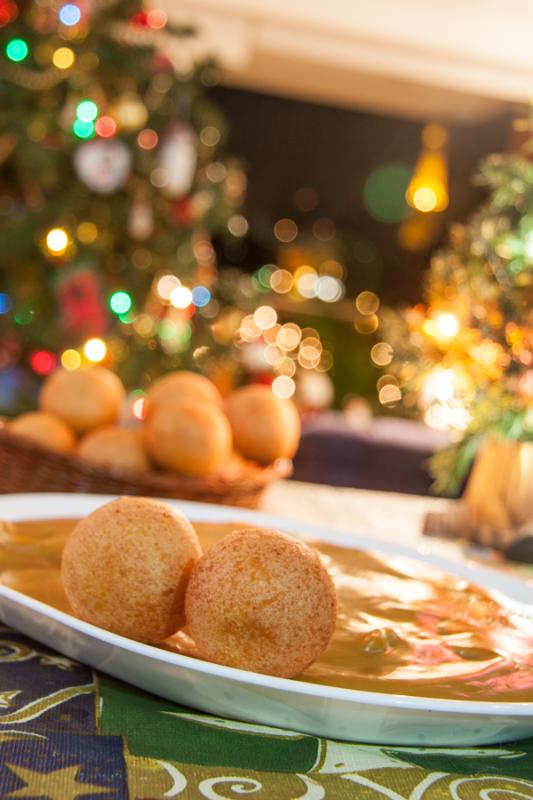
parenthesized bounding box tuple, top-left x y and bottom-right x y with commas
(381, 154, 532, 496)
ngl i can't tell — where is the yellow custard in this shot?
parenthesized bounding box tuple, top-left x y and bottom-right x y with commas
(1, 518, 532, 702)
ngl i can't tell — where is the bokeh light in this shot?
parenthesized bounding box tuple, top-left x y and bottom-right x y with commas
(370, 342, 394, 366)
(61, 349, 81, 370)
(46, 227, 69, 255)
(0, 293, 13, 314)
(424, 368, 455, 403)
(354, 313, 379, 334)
(227, 215, 248, 237)
(379, 384, 402, 406)
(83, 337, 107, 362)
(272, 375, 295, 399)
(239, 315, 262, 341)
(434, 312, 459, 339)
(295, 266, 318, 298)
(52, 47, 74, 69)
(270, 269, 293, 294)
(132, 397, 146, 420)
(253, 305, 277, 330)
(312, 217, 336, 241)
(59, 4, 81, 26)
(421, 123, 448, 150)
(200, 126, 221, 147)
(95, 116, 116, 138)
(109, 291, 132, 314)
(363, 162, 411, 223)
(133, 314, 155, 337)
(275, 358, 296, 377)
(170, 286, 192, 309)
(76, 100, 98, 122)
(137, 128, 158, 150)
(77, 221, 98, 243)
(320, 259, 345, 279)
(355, 290, 380, 315)
(0, 2, 18, 28)
(6, 38, 28, 62)
(29, 350, 57, 376)
(412, 187, 438, 213)
(254, 264, 276, 290)
(277, 323, 301, 351)
(191, 286, 211, 307)
(274, 218, 298, 243)
(156, 274, 180, 300)
(146, 9, 167, 28)
(72, 119, 94, 139)
(317, 276, 343, 302)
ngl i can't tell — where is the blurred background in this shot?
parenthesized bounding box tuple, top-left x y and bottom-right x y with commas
(0, 0, 531, 497)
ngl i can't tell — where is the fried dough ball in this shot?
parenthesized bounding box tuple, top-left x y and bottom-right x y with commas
(145, 400, 232, 476)
(147, 371, 221, 414)
(61, 497, 202, 643)
(40, 367, 125, 434)
(77, 426, 150, 472)
(185, 527, 337, 677)
(225, 385, 300, 464)
(9, 411, 76, 453)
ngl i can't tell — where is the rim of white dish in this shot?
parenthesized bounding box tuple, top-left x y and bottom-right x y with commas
(0, 492, 532, 717)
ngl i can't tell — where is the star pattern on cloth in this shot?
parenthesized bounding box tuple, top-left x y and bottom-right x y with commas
(39, 655, 78, 671)
(4, 763, 114, 799)
(0, 690, 21, 708)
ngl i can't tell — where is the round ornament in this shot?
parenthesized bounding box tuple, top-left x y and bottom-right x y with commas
(73, 139, 131, 194)
(157, 123, 197, 199)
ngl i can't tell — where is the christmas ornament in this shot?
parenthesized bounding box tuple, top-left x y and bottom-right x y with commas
(110, 92, 148, 132)
(157, 123, 197, 199)
(128, 196, 154, 240)
(73, 139, 131, 193)
(56, 266, 108, 337)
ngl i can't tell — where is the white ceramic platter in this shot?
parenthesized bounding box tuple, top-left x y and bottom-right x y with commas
(0, 493, 532, 747)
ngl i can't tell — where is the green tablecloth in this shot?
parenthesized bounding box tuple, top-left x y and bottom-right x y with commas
(1, 625, 532, 799)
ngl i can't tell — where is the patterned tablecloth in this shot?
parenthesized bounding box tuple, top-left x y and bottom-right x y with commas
(1, 482, 532, 799)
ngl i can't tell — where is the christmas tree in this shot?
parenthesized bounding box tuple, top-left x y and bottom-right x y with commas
(0, 0, 254, 411)
(380, 154, 533, 494)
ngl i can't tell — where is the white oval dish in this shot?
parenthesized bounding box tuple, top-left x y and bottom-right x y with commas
(0, 492, 532, 747)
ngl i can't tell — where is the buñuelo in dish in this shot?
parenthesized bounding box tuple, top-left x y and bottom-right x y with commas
(0, 499, 531, 703)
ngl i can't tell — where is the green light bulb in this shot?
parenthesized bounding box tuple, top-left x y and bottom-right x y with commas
(110, 291, 132, 315)
(72, 118, 95, 139)
(6, 38, 29, 63)
(76, 100, 98, 123)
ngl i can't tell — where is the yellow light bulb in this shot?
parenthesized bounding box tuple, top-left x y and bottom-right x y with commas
(83, 338, 107, 363)
(170, 286, 192, 309)
(61, 349, 81, 370)
(52, 47, 75, 69)
(406, 147, 449, 213)
(434, 312, 459, 339)
(46, 227, 69, 255)
(412, 187, 438, 213)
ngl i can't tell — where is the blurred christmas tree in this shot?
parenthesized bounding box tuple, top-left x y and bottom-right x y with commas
(0, 0, 261, 411)
(380, 153, 533, 494)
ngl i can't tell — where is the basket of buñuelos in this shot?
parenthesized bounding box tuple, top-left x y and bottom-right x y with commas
(0, 367, 299, 508)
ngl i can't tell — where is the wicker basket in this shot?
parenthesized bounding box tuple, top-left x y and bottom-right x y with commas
(0, 428, 291, 508)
